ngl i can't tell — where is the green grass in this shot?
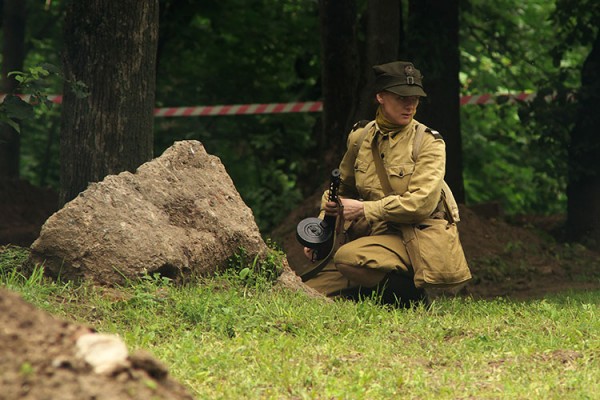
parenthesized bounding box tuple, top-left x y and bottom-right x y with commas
(1, 245, 599, 399)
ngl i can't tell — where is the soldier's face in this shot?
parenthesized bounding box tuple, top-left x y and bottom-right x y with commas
(376, 92, 419, 126)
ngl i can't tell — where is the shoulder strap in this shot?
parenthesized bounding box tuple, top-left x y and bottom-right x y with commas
(349, 120, 394, 195)
(413, 124, 443, 160)
(441, 180, 461, 222)
(351, 120, 376, 158)
(412, 124, 427, 161)
(371, 134, 394, 195)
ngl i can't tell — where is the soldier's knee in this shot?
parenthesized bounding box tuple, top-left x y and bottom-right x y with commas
(333, 245, 351, 265)
(335, 263, 386, 288)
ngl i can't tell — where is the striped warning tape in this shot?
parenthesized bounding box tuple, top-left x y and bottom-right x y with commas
(1, 92, 540, 117)
(153, 101, 323, 117)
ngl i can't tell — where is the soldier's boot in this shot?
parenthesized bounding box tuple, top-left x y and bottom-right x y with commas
(376, 272, 430, 309)
(334, 264, 429, 308)
(334, 263, 385, 301)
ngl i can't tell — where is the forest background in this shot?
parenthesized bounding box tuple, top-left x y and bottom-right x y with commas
(0, 0, 598, 247)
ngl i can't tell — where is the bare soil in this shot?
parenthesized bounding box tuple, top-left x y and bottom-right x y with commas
(0, 287, 194, 400)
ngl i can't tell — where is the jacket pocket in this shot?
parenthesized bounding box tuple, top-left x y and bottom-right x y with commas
(388, 163, 415, 195)
(354, 159, 376, 192)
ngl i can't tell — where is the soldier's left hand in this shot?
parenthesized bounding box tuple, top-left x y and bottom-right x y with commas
(340, 198, 364, 221)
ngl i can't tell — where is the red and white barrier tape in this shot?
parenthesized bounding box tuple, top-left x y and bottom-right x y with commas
(1, 92, 539, 117)
(153, 101, 323, 117)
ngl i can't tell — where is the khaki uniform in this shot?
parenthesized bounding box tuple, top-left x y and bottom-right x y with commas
(305, 118, 446, 296)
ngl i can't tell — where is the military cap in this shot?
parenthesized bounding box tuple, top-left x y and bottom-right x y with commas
(373, 61, 427, 97)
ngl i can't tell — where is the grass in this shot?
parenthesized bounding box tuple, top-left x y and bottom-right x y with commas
(1, 245, 599, 399)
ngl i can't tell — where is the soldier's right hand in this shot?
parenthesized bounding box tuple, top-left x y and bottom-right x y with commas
(323, 201, 339, 216)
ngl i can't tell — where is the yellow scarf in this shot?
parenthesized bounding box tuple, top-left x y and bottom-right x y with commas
(375, 106, 404, 136)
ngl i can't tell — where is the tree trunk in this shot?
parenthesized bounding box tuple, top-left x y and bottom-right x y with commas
(0, 0, 25, 178)
(60, 0, 159, 205)
(319, 0, 359, 174)
(406, 0, 465, 203)
(567, 30, 600, 244)
(354, 0, 404, 121)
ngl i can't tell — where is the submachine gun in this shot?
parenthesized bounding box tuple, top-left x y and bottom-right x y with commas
(296, 168, 341, 261)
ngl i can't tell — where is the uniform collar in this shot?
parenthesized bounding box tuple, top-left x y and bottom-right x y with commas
(375, 118, 417, 141)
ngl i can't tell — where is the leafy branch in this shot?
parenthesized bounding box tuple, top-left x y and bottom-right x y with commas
(0, 63, 89, 133)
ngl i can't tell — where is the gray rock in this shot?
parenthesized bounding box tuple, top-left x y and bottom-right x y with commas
(29, 140, 267, 285)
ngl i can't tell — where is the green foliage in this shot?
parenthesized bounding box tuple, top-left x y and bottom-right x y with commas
(0, 245, 30, 275)
(10, 65, 52, 86)
(0, 1, 67, 186)
(0, 57, 84, 187)
(225, 241, 284, 287)
(154, 0, 320, 232)
(0, 66, 53, 132)
(551, 0, 600, 61)
(0, 246, 76, 306)
(0, 95, 32, 132)
(527, 0, 600, 187)
(7, 0, 598, 230)
(19, 103, 62, 187)
(19, 362, 35, 378)
(460, 0, 556, 93)
(462, 103, 568, 214)
(459, 0, 593, 215)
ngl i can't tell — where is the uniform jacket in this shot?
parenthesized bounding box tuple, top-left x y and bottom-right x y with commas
(322, 118, 446, 236)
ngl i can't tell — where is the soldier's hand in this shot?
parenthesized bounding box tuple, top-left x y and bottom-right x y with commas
(303, 247, 315, 261)
(323, 201, 339, 216)
(340, 198, 365, 221)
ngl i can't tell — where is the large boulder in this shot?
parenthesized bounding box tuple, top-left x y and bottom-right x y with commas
(29, 140, 268, 285)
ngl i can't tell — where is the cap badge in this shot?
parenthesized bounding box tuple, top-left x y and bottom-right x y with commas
(404, 65, 415, 84)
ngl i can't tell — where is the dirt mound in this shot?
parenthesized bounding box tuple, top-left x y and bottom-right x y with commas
(0, 287, 194, 400)
(455, 206, 600, 298)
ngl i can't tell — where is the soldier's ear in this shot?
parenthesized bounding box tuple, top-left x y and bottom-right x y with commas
(375, 92, 385, 104)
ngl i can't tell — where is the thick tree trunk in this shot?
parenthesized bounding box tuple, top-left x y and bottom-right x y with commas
(567, 31, 600, 244)
(319, 0, 359, 174)
(407, 0, 465, 203)
(354, 0, 403, 121)
(0, 0, 25, 178)
(60, 1, 159, 205)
